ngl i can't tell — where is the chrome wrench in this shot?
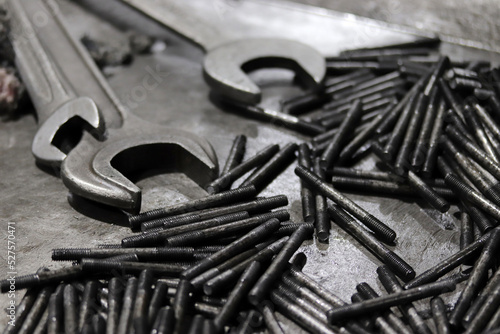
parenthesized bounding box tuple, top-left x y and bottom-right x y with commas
(7, 0, 218, 211)
(120, 0, 326, 104)
(7, 0, 107, 167)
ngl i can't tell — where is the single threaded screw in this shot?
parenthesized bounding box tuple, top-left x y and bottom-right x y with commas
(298, 143, 315, 223)
(220, 135, 247, 176)
(408, 171, 450, 213)
(445, 174, 500, 221)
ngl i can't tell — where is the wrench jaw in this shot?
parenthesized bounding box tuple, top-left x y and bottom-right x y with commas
(203, 38, 326, 104)
(60, 125, 218, 212)
(31, 97, 106, 167)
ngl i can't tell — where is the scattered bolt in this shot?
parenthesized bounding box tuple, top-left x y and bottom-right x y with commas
(104, 279, 121, 334)
(128, 185, 257, 228)
(430, 297, 451, 334)
(328, 204, 415, 281)
(173, 279, 192, 333)
(321, 99, 364, 169)
(445, 173, 500, 221)
(189, 240, 272, 290)
(181, 218, 281, 280)
(221, 135, 247, 176)
(213, 261, 261, 332)
(147, 280, 169, 327)
(356, 282, 413, 334)
(377, 266, 434, 334)
(460, 212, 474, 250)
(295, 166, 397, 243)
(47, 285, 64, 334)
(446, 125, 500, 181)
(448, 229, 500, 327)
(408, 171, 450, 212)
(53, 246, 198, 262)
(270, 290, 337, 334)
(313, 158, 330, 243)
(203, 237, 287, 295)
(462, 265, 500, 330)
(240, 143, 298, 193)
(405, 227, 497, 289)
(117, 277, 138, 334)
(140, 194, 288, 232)
(132, 270, 154, 334)
(298, 143, 316, 223)
(81, 259, 187, 275)
(260, 302, 285, 334)
(382, 86, 421, 162)
(0, 266, 83, 293)
(164, 211, 289, 247)
(221, 100, 325, 135)
(337, 99, 398, 164)
(393, 92, 428, 175)
(17, 284, 55, 334)
(421, 98, 447, 177)
(248, 225, 310, 306)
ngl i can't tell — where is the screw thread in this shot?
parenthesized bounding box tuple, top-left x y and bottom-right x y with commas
(382, 252, 416, 282)
(356, 282, 378, 299)
(485, 187, 500, 207)
(281, 274, 302, 293)
(445, 174, 476, 200)
(216, 212, 250, 224)
(97, 244, 122, 249)
(121, 232, 162, 248)
(52, 249, 92, 261)
(259, 210, 290, 222)
(129, 208, 167, 227)
(376, 266, 402, 293)
(253, 195, 289, 212)
(363, 214, 397, 244)
(195, 245, 225, 252)
(414, 183, 450, 213)
(275, 223, 314, 238)
(167, 231, 204, 247)
(1, 274, 38, 292)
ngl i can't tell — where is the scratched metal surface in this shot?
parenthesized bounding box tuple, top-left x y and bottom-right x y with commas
(0, 0, 499, 331)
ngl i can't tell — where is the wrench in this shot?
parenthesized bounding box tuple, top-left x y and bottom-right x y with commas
(120, 0, 326, 104)
(7, 0, 107, 167)
(8, 0, 218, 211)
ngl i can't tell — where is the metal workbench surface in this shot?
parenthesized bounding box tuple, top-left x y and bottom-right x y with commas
(1, 0, 499, 331)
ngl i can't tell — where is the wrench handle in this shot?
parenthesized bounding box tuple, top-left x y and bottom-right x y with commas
(7, 0, 125, 127)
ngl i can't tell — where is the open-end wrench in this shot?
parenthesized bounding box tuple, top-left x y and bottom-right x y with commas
(8, 0, 218, 211)
(7, 0, 107, 167)
(120, 0, 326, 104)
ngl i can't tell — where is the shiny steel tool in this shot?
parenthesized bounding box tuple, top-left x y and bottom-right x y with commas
(7, 0, 218, 211)
(120, 0, 326, 104)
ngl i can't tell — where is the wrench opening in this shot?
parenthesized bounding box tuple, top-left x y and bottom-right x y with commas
(51, 116, 96, 155)
(203, 38, 326, 104)
(241, 57, 323, 92)
(110, 143, 216, 187)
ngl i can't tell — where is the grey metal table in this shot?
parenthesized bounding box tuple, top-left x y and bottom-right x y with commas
(0, 0, 498, 331)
